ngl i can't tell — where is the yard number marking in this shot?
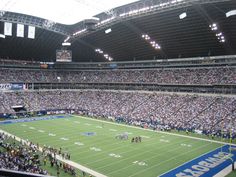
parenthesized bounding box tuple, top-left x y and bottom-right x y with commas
(133, 161, 148, 166)
(109, 153, 122, 158)
(90, 147, 101, 152)
(49, 133, 56, 136)
(74, 142, 84, 146)
(160, 139, 169, 143)
(181, 143, 192, 147)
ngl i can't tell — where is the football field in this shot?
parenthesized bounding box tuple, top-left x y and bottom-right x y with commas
(0, 115, 227, 177)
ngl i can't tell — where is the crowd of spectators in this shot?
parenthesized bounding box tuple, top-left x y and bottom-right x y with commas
(0, 132, 48, 175)
(0, 64, 235, 174)
(0, 65, 235, 175)
(0, 90, 235, 138)
(0, 132, 78, 176)
(0, 67, 235, 84)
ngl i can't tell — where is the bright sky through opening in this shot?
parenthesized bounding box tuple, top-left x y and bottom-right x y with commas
(0, 0, 139, 25)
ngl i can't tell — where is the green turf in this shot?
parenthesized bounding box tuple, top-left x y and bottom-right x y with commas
(226, 170, 236, 177)
(0, 115, 228, 177)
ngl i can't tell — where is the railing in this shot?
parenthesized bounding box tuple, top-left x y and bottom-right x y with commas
(0, 55, 236, 70)
(0, 169, 53, 177)
(23, 82, 236, 94)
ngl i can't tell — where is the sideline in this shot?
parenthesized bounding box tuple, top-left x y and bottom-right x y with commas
(0, 129, 108, 177)
(76, 115, 236, 146)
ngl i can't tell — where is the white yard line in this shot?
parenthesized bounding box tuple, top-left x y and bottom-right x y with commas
(128, 143, 216, 177)
(76, 115, 236, 146)
(97, 134, 206, 173)
(0, 129, 108, 177)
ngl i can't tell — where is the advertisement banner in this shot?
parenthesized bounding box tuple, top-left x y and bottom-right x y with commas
(0, 83, 24, 91)
(17, 24, 24, 37)
(28, 26, 35, 39)
(4, 22, 12, 36)
(11, 83, 24, 90)
(0, 84, 12, 90)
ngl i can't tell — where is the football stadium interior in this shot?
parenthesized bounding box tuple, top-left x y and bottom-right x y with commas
(0, 0, 236, 177)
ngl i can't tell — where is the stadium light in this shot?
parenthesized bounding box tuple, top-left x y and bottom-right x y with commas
(209, 23, 226, 43)
(95, 48, 113, 61)
(73, 28, 87, 36)
(100, 17, 115, 25)
(105, 28, 112, 34)
(64, 36, 70, 43)
(142, 34, 151, 40)
(141, 34, 161, 50)
(216, 32, 222, 37)
(62, 42, 71, 46)
(179, 12, 187, 19)
(95, 48, 104, 54)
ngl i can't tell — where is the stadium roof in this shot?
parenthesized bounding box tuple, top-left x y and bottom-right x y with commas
(0, 0, 236, 62)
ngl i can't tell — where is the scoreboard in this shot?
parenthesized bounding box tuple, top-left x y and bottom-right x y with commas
(56, 50, 72, 62)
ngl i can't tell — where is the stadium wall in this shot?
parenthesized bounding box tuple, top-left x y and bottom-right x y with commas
(214, 161, 236, 177)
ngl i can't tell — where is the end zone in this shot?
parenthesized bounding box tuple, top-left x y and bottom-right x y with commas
(159, 145, 236, 177)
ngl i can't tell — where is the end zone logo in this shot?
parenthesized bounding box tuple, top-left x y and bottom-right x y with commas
(176, 152, 233, 177)
(160, 145, 236, 177)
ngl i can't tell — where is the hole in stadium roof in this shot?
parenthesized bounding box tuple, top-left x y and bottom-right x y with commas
(0, 0, 139, 25)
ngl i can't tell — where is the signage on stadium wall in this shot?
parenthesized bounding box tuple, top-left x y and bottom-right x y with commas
(0, 84, 12, 90)
(0, 83, 25, 91)
(11, 83, 24, 90)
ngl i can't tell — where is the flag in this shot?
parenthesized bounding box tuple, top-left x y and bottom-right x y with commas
(4, 22, 12, 36)
(28, 26, 35, 39)
(17, 24, 24, 37)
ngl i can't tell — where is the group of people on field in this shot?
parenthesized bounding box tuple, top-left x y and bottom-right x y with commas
(131, 136, 142, 143)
